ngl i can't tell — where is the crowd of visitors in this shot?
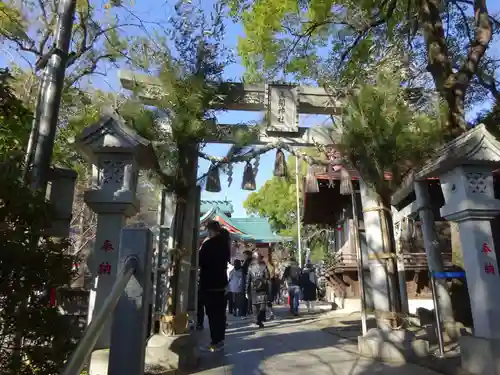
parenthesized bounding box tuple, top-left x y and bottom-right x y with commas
(197, 220, 320, 353)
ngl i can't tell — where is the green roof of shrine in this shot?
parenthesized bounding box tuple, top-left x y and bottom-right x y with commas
(200, 200, 234, 215)
(199, 200, 290, 243)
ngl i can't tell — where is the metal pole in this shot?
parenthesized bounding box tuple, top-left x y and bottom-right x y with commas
(61, 257, 137, 375)
(396, 218, 410, 314)
(430, 272, 445, 358)
(350, 184, 368, 335)
(295, 155, 302, 268)
(153, 189, 167, 333)
(30, 0, 76, 191)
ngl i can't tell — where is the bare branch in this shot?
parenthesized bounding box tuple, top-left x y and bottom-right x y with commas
(453, 0, 500, 27)
(453, 1, 473, 43)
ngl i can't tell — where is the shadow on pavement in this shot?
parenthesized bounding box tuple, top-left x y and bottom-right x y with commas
(319, 316, 467, 375)
(192, 311, 442, 375)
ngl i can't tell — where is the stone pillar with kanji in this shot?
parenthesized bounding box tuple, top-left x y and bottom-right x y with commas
(412, 124, 500, 375)
(73, 108, 158, 349)
(440, 166, 500, 374)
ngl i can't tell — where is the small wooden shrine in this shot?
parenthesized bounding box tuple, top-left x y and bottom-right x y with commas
(303, 160, 457, 301)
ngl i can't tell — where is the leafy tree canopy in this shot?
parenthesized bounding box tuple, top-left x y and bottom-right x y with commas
(0, 159, 78, 375)
(227, 0, 500, 136)
(244, 150, 331, 263)
(338, 66, 446, 202)
(0, 68, 32, 155)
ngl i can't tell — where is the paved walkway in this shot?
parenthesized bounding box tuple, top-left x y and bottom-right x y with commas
(192, 306, 441, 375)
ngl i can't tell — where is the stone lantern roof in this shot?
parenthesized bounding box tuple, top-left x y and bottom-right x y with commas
(73, 108, 160, 171)
(416, 124, 500, 179)
(392, 124, 500, 206)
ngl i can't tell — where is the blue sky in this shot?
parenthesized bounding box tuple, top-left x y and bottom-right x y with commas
(2, 0, 499, 217)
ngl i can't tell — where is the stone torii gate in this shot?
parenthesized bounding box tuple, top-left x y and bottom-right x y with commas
(118, 70, 402, 347)
(118, 70, 346, 319)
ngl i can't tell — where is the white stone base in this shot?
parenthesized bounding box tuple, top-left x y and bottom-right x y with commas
(144, 333, 199, 374)
(89, 349, 109, 375)
(323, 298, 435, 315)
(460, 335, 500, 375)
(358, 328, 429, 364)
(89, 333, 199, 375)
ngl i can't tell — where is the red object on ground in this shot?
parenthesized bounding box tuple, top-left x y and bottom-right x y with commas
(49, 288, 57, 307)
(288, 295, 291, 306)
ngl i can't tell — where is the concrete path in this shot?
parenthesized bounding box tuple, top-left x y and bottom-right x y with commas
(192, 306, 441, 375)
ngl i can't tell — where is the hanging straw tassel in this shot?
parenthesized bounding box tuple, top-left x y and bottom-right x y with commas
(205, 165, 221, 192)
(241, 162, 256, 191)
(339, 167, 352, 195)
(305, 165, 319, 193)
(273, 148, 288, 177)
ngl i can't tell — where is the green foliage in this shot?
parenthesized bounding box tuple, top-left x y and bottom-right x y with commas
(477, 98, 500, 138)
(244, 174, 297, 234)
(228, 0, 499, 133)
(0, 155, 78, 375)
(120, 0, 235, 191)
(155, 0, 232, 143)
(244, 150, 317, 235)
(0, 0, 155, 86)
(339, 70, 445, 201)
(244, 150, 329, 262)
(0, 68, 32, 154)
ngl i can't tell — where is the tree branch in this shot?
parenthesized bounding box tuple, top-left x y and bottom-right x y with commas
(0, 7, 40, 56)
(418, 0, 454, 90)
(453, 0, 500, 27)
(453, 1, 473, 43)
(65, 53, 116, 87)
(66, 22, 139, 67)
(455, 0, 492, 84)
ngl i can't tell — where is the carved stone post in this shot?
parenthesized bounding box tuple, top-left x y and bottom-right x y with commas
(414, 181, 455, 337)
(411, 125, 500, 374)
(74, 109, 157, 349)
(440, 167, 500, 374)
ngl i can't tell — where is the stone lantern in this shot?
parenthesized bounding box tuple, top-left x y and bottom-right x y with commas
(413, 124, 500, 375)
(73, 108, 158, 349)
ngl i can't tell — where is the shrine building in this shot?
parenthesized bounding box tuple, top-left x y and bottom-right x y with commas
(303, 164, 460, 304)
(199, 200, 290, 264)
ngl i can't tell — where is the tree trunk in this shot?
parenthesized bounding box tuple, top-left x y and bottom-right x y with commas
(168, 142, 198, 333)
(444, 89, 467, 139)
(418, 0, 493, 138)
(379, 196, 403, 321)
(359, 180, 402, 328)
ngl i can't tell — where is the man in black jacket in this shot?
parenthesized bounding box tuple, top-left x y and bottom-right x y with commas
(246, 251, 270, 328)
(199, 221, 230, 352)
